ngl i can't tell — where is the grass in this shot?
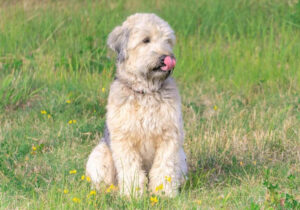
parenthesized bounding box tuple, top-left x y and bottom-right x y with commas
(0, 0, 300, 209)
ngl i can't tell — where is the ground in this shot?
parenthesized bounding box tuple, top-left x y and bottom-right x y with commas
(0, 0, 300, 209)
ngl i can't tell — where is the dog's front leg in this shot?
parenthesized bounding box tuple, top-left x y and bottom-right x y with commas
(111, 140, 146, 197)
(149, 139, 186, 197)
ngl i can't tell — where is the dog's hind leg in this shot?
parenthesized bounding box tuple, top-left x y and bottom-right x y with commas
(86, 141, 116, 190)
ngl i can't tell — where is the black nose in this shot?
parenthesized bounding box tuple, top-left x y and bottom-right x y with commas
(159, 55, 167, 65)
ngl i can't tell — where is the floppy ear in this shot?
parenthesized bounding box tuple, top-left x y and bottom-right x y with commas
(107, 26, 130, 62)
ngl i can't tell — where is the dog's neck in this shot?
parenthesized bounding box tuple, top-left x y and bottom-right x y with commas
(115, 76, 146, 94)
(115, 70, 168, 94)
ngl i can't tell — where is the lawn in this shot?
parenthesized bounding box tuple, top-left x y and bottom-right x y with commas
(0, 0, 300, 209)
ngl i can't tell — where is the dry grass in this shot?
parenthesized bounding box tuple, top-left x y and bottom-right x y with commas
(0, 0, 300, 209)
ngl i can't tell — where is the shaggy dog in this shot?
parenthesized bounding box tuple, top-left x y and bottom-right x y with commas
(86, 13, 187, 197)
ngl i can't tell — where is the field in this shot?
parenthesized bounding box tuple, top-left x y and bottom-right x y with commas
(0, 0, 300, 209)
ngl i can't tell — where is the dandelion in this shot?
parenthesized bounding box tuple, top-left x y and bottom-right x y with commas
(69, 170, 77, 174)
(63, 189, 69, 194)
(66, 100, 71, 104)
(150, 196, 158, 206)
(106, 184, 116, 193)
(81, 175, 85, 180)
(86, 176, 91, 182)
(41, 110, 47, 114)
(30, 145, 37, 155)
(155, 184, 163, 192)
(240, 161, 244, 166)
(68, 120, 73, 124)
(73, 120, 77, 124)
(213, 105, 218, 110)
(165, 176, 172, 183)
(102, 87, 105, 93)
(89, 190, 96, 196)
(253, 161, 257, 166)
(47, 114, 51, 119)
(72, 197, 80, 203)
(194, 200, 202, 205)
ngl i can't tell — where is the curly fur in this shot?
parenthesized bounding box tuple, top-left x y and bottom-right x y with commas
(86, 13, 187, 197)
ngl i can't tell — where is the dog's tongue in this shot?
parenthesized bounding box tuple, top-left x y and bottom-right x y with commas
(161, 56, 176, 71)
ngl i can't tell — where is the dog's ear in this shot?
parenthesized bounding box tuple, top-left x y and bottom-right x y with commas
(107, 26, 130, 62)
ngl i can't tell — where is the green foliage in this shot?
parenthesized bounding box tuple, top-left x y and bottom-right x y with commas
(0, 70, 40, 110)
(262, 169, 300, 209)
(0, 0, 300, 209)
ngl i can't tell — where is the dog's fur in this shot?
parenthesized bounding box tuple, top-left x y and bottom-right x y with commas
(86, 13, 187, 197)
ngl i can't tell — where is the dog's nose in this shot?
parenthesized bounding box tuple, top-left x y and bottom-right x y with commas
(160, 55, 175, 65)
(159, 55, 176, 71)
(160, 55, 167, 65)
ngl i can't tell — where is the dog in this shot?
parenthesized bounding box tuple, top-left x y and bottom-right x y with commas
(86, 13, 187, 197)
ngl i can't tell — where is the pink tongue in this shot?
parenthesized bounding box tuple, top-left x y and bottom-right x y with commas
(161, 56, 176, 71)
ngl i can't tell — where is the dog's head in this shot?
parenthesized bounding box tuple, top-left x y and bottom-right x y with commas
(107, 13, 176, 84)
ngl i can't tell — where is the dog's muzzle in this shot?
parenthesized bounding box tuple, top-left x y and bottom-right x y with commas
(160, 55, 176, 71)
(153, 55, 176, 72)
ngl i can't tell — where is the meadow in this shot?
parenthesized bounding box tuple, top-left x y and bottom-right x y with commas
(0, 0, 300, 209)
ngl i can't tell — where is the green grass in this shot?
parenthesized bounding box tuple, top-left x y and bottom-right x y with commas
(1, 0, 300, 209)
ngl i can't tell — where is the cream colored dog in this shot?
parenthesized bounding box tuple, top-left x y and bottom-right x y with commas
(86, 13, 187, 197)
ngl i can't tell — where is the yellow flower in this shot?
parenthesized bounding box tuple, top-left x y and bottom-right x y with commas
(63, 189, 69, 194)
(195, 200, 202, 205)
(73, 120, 77, 124)
(41, 110, 47, 114)
(165, 176, 172, 183)
(150, 196, 158, 205)
(81, 175, 85, 180)
(106, 184, 116, 193)
(66, 100, 71, 104)
(253, 161, 257, 165)
(89, 190, 96, 196)
(155, 184, 163, 192)
(31, 146, 37, 155)
(240, 161, 244, 166)
(69, 170, 77, 174)
(102, 87, 105, 93)
(72, 197, 80, 203)
(86, 176, 91, 182)
(47, 114, 51, 119)
(213, 105, 218, 110)
(68, 120, 73, 124)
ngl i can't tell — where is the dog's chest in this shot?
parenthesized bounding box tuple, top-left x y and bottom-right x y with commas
(128, 94, 175, 138)
(128, 95, 175, 168)
(107, 90, 180, 161)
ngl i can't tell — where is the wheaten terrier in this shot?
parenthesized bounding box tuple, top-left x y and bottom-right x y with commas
(86, 13, 187, 197)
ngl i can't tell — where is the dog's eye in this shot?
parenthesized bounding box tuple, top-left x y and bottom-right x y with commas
(143, 37, 150, 44)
